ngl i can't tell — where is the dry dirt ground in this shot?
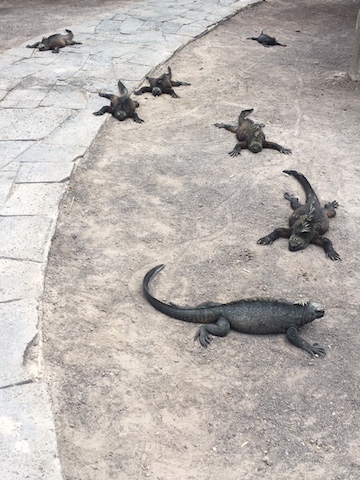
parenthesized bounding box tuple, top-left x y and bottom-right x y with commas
(39, 0, 360, 479)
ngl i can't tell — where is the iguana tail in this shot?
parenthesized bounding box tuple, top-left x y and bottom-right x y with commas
(283, 170, 317, 202)
(143, 265, 221, 324)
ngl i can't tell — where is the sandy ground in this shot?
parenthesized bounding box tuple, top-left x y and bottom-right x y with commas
(39, 0, 360, 479)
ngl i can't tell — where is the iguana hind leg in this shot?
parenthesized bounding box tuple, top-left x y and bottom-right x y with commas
(284, 192, 303, 210)
(214, 123, 238, 133)
(171, 80, 191, 86)
(194, 317, 230, 348)
(324, 201, 338, 218)
(286, 327, 326, 357)
(257, 227, 291, 245)
(311, 236, 341, 261)
(163, 87, 179, 98)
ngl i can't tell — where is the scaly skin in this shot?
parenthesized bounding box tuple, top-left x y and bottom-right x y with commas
(214, 108, 291, 156)
(143, 265, 326, 357)
(93, 81, 144, 123)
(258, 170, 340, 260)
(134, 66, 191, 98)
(246, 31, 287, 47)
(26, 29, 82, 53)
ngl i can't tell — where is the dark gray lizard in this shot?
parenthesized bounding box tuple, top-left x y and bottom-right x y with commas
(246, 31, 286, 47)
(258, 170, 340, 260)
(93, 81, 144, 123)
(214, 108, 291, 156)
(143, 264, 326, 357)
(134, 66, 191, 98)
(26, 29, 81, 53)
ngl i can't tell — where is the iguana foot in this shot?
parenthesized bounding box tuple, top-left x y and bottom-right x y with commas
(257, 235, 273, 245)
(325, 200, 339, 209)
(194, 327, 212, 348)
(171, 92, 180, 98)
(327, 249, 341, 261)
(280, 147, 292, 154)
(229, 147, 241, 157)
(307, 343, 326, 358)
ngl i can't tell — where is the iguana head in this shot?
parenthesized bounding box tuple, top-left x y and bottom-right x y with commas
(304, 301, 325, 324)
(113, 109, 128, 121)
(249, 128, 264, 153)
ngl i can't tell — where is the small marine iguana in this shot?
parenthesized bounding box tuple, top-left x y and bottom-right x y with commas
(93, 81, 144, 123)
(143, 264, 326, 357)
(214, 108, 291, 156)
(26, 29, 82, 53)
(247, 31, 286, 47)
(258, 170, 340, 260)
(134, 66, 191, 98)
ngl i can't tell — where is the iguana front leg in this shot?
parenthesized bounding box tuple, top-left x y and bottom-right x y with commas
(26, 42, 41, 49)
(194, 317, 231, 348)
(324, 201, 338, 218)
(311, 236, 341, 261)
(229, 142, 248, 157)
(99, 92, 116, 100)
(93, 106, 113, 116)
(131, 112, 144, 123)
(286, 327, 326, 357)
(263, 140, 292, 154)
(134, 86, 152, 95)
(257, 227, 291, 245)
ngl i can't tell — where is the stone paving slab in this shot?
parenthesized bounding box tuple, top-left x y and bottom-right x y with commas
(0, 183, 66, 216)
(0, 0, 260, 478)
(0, 216, 55, 261)
(0, 299, 38, 386)
(0, 382, 63, 480)
(0, 258, 43, 302)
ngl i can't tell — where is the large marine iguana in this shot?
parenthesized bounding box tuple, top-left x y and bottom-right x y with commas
(143, 264, 326, 357)
(258, 170, 340, 260)
(247, 31, 286, 47)
(214, 109, 291, 156)
(134, 66, 191, 98)
(26, 29, 82, 53)
(93, 81, 144, 123)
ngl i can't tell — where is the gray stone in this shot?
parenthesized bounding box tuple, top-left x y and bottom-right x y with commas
(0, 299, 38, 387)
(17, 162, 74, 184)
(0, 141, 35, 169)
(0, 183, 66, 216)
(119, 17, 145, 33)
(15, 143, 86, 163)
(40, 84, 89, 109)
(42, 109, 105, 147)
(0, 215, 56, 262)
(0, 382, 63, 480)
(0, 258, 43, 302)
(0, 172, 16, 206)
(0, 77, 55, 109)
(112, 60, 150, 83)
(0, 107, 71, 141)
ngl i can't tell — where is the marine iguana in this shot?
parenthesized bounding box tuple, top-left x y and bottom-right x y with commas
(214, 108, 291, 156)
(258, 170, 340, 260)
(134, 66, 191, 98)
(93, 81, 144, 123)
(247, 31, 286, 47)
(143, 264, 326, 357)
(26, 29, 82, 53)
